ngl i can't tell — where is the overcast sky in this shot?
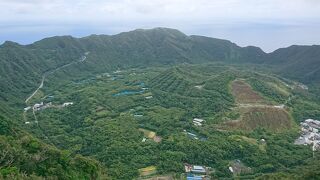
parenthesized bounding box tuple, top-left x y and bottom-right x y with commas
(1, 0, 320, 52)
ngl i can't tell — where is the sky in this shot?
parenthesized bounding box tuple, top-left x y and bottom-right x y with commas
(0, 0, 320, 52)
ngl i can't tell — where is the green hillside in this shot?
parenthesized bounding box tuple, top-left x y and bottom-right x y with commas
(0, 115, 108, 179)
(0, 28, 320, 179)
(266, 45, 320, 83)
(1, 28, 319, 105)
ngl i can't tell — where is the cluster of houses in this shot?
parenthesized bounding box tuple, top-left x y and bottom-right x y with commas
(184, 160, 251, 179)
(193, 118, 205, 126)
(185, 164, 211, 180)
(33, 102, 52, 111)
(294, 119, 320, 151)
(24, 102, 74, 112)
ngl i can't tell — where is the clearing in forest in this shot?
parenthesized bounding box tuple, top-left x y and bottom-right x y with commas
(139, 128, 162, 143)
(139, 166, 157, 177)
(225, 107, 292, 132)
(223, 80, 293, 132)
(231, 80, 265, 104)
(139, 128, 156, 138)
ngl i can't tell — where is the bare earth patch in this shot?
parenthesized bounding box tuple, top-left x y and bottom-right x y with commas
(221, 80, 293, 132)
(231, 80, 265, 104)
(225, 107, 292, 132)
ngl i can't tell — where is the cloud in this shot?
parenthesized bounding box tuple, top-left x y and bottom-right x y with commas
(1, 0, 319, 22)
(0, 0, 319, 51)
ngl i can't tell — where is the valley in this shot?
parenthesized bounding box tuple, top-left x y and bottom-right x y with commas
(0, 28, 320, 179)
(18, 63, 320, 179)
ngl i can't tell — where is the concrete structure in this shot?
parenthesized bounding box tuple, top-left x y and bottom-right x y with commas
(33, 102, 44, 111)
(185, 164, 210, 180)
(185, 164, 207, 174)
(192, 166, 206, 174)
(193, 118, 205, 126)
(295, 119, 320, 151)
(62, 102, 73, 107)
(24, 106, 31, 112)
(187, 174, 206, 180)
(134, 114, 143, 117)
(229, 167, 234, 173)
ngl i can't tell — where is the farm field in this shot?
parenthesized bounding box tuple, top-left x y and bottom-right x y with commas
(17, 64, 320, 179)
(231, 80, 266, 104)
(224, 79, 295, 132)
(224, 107, 293, 132)
(1, 25, 320, 180)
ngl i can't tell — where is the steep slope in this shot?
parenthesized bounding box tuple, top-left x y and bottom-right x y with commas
(0, 27, 319, 107)
(80, 28, 266, 66)
(189, 35, 266, 63)
(267, 45, 320, 83)
(0, 115, 108, 179)
(0, 37, 85, 106)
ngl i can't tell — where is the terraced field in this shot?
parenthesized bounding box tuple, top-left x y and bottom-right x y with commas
(224, 79, 294, 132)
(15, 64, 318, 179)
(148, 67, 234, 117)
(231, 80, 265, 104)
(225, 107, 293, 132)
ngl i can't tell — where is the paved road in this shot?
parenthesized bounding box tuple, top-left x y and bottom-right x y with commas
(237, 103, 285, 109)
(25, 76, 45, 103)
(25, 53, 88, 104)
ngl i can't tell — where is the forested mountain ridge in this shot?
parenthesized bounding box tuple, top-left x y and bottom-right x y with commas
(1, 27, 319, 105)
(0, 37, 86, 105)
(265, 45, 320, 83)
(0, 28, 320, 179)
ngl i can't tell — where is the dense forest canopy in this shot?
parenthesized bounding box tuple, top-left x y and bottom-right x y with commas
(0, 28, 320, 179)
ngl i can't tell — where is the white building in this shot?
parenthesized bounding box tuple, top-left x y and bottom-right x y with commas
(145, 96, 153, 99)
(33, 102, 44, 111)
(193, 118, 205, 126)
(192, 165, 206, 174)
(24, 106, 31, 112)
(229, 167, 234, 173)
(62, 102, 73, 107)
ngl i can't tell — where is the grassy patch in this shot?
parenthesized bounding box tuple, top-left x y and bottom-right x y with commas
(139, 166, 157, 177)
(139, 128, 156, 139)
(231, 80, 265, 104)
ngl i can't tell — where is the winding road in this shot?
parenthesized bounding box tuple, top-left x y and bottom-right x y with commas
(25, 53, 88, 104)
